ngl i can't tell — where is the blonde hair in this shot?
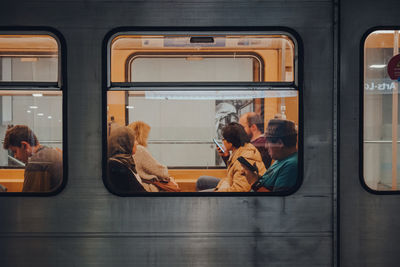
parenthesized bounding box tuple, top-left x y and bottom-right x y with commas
(128, 121, 151, 147)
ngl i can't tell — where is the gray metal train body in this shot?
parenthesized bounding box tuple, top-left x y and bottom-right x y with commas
(0, 0, 399, 266)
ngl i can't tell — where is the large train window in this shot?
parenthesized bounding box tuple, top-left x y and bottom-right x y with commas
(105, 31, 300, 195)
(0, 33, 64, 195)
(363, 29, 400, 192)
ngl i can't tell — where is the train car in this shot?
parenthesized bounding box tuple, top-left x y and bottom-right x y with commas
(0, 0, 399, 266)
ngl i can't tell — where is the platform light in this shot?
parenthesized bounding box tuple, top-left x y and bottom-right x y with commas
(372, 30, 395, 34)
(126, 105, 135, 109)
(48, 116, 52, 119)
(369, 64, 386, 69)
(29, 106, 38, 109)
(32, 93, 43, 97)
(27, 110, 31, 113)
(37, 113, 44, 116)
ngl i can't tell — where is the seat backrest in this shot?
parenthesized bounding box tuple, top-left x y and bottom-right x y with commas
(107, 158, 146, 193)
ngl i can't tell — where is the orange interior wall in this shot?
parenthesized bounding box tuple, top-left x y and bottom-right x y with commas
(107, 91, 126, 125)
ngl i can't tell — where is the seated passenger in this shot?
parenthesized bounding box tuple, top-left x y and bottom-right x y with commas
(239, 112, 272, 169)
(3, 125, 62, 192)
(107, 126, 146, 193)
(241, 119, 298, 192)
(128, 121, 179, 192)
(196, 122, 266, 192)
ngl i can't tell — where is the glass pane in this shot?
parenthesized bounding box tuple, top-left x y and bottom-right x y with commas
(131, 57, 255, 82)
(0, 91, 63, 193)
(364, 30, 400, 191)
(111, 34, 295, 82)
(107, 90, 298, 193)
(0, 35, 58, 82)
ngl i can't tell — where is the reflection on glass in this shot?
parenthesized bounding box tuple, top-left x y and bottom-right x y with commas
(364, 30, 400, 190)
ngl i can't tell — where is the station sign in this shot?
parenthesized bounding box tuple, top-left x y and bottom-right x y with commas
(364, 79, 395, 94)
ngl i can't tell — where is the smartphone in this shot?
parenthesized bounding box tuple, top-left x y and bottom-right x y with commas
(237, 156, 258, 173)
(213, 138, 225, 153)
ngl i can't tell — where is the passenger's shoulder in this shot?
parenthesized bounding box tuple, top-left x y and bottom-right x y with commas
(135, 145, 150, 156)
(34, 146, 62, 160)
(241, 143, 262, 159)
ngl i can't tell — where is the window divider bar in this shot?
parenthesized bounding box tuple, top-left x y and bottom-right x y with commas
(110, 82, 297, 91)
(0, 82, 60, 90)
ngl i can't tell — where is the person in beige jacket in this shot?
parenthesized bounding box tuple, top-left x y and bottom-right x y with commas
(196, 122, 266, 192)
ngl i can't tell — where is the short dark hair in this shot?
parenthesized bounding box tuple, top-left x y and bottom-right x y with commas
(246, 112, 264, 132)
(222, 122, 250, 148)
(266, 119, 297, 147)
(3, 125, 38, 149)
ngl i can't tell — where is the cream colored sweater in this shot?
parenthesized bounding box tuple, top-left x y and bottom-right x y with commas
(133, 145, 169, 182)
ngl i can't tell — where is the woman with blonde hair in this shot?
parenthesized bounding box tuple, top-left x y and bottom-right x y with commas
(128, 121, 177, 192)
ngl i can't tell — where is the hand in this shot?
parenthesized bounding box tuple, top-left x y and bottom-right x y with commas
(240, 164, 259, 185)
(216, 146, 229, 157)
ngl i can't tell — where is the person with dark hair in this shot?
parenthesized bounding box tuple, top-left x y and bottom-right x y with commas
(108, 115, 121, 136)
(196, 122, 266, 192)
(3, 125, 62, 192)
(239, 112, 272, 168)
(241, 119, 298, 192)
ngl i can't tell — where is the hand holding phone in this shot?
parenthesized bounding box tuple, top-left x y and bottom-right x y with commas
(238, 156, 260, 185)
(213, 138, 225, 153)
(237, 156, 258, 173)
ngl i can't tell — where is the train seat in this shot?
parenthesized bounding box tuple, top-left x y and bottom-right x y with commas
(169, 168, 227, 192)
(0, 169, 25, 192)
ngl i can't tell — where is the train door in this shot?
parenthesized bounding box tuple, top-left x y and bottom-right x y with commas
(340, 0, 400, 265)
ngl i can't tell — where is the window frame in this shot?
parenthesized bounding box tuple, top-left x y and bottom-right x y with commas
(103, 27, 303, 197)
(0, 27, 67, 197)
(360, 27, 400, 195)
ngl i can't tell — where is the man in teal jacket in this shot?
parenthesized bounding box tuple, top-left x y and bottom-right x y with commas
(241, 119, 298, 192)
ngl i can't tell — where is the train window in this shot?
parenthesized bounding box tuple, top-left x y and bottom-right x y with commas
(106, 32, 299, 195)
(0, 34, 63, 195)
(363, 30, 400, 192)
(0, 35, 58, 82)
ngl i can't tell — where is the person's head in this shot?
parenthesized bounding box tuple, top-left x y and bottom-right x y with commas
(239, 112, 264, 139)
(108, 126, 137, 158)
(221, 122, 250, 151)
(128, 121, 151, 147)
(265, 119, 297, 160)
(3, 125, 39, 164)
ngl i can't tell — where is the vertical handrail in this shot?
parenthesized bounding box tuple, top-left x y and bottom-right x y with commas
(392, 31, 399, 190)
